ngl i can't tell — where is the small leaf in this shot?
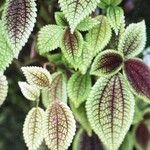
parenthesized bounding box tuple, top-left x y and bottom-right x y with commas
(107, 6, 125, 35)
(55, 12, 68, 26)
(118, 21, 146, 59)
(0, 73, 8, 106)
(86, 73, 135, 150)
(124, 58, 150, 102)
(37, 25, 64, 55)
(59, 0, 99, 33)
(18, 82, 40, 101)
(91, 50, 123, 76)
(61, 28, 83, 69)
(21, 66, 52, 89)
(44, 101, 76, 150)
(23, 107, 45, 150)
(2, 0, 37, 57)
(68, 72, 92, 108)
(86, 15, 112, 54)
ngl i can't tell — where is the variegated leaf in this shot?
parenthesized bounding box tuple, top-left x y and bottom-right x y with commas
(107, 6, 125, 35)
(21, 66, 52, 89)
(86, 73, 134, 150)
(23, 107, 45, 150)
(118, 21, 146, 59)
(2, 0, 37, 57)
(18, 82, 40, 101)
(0, 73, 8, 106)
(61, 28, 83, 69)
(59, 0, 99, 33)
(68, 72, 92, 108)
(44, 101, 76, 150)
(91, 50, 123, 76)
(55, 12, 68, 26)
(86, 15, 112, 54)
(37, 25, 64, 55)
(124, 58, 150, 102)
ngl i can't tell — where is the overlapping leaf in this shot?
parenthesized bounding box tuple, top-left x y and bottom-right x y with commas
(2, 0, 37, 57)
(118, 21, 146, 59)
(44, 101, 76, 150)
(55, 12, 68, 26)
(86, 73, 134, 150)
(59, 0, 99, 33)
(23, 107, 45, 150)
(37, 25, 64, 55)
(86, 15, 112, 54)
(124, 58, 150, 102)
(68, 72, 91, 108)
(91, 50, 123, 76)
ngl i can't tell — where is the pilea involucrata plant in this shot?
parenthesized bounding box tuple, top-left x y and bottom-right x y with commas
(0, 0, 150, 150)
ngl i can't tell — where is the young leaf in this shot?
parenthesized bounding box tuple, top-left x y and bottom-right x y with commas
(68, 72, 92, 108)
(44, 101, 76, 150)
(107, 6, 125, 35)
(86, 15, 112, 54)
(18, 82, 40, 101)
(0, 74, 8, 106)
(86, 73, 135, 150)
(90, 50, 123, 76)
(2, 0, 37, 57)
(37, 25, 64, 55)
(124, 58, 150, 102)
(21, 66, 52, 89)
(118, 21, 146, 59)
(23, 107, 45, 150)
(59, 0, 99, 33)
(61, 28, 83, 69)
(55, 12, 68, 26)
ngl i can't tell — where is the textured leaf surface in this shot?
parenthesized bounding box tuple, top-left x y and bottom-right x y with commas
(55, 12, 68, 26)
(0, 74, 8, 106)
(68, 72, 91, 108)
(59, 0, 99, 33)
(44, 101, 76, 150)
(118, 21, 146, 59)
(86, 15, 112, 54)
(91, 50, 123, 76)
(107, 6, 124, 35)
(18, 82, 40, 101)
(86, 74, 134, 150)
(2, 0, 37, 56)
(124, 58, 150, 102)
(23, 107, 45, 150)
(22, 66, 52, 88)
(38, 25, 64, 55)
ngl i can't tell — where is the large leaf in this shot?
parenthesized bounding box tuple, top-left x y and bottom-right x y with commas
(91, 50, 123, 76)
(23, 107, 45, 150)
(59, 0, 99, 33)
(86, 15, 112, 54)
(118, 21, 146, 59)
(124, 58, 150, 102)
(68, 72, 92, 108)
(2, 0, 37, 57)
(37, 25, 64, 55)
(44, 101, 76, 150)
(86, 73, 134, 150)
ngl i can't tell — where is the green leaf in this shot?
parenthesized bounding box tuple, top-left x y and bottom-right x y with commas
(118, 21, 146, 59)
(107, 6, 125, 35)
(86, 73, 135, 150)
(23, 107, 45, 150)
(44, 101, 76, 150)
(68, 72, 91, 108)
(90, 50, 123, 76)
(86, 15, 112, 54)
(77, 16, 99, 32)
(2, 0, 37, 57)
(59, 0, 99, 33)
(61, 28, 83, 69)
(37, 25, 64, 55)
(55, 12, 68, 26)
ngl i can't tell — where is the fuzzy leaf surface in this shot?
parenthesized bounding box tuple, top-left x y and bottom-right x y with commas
(86, 73, 134, 150)
(55, 12, 68, 26)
